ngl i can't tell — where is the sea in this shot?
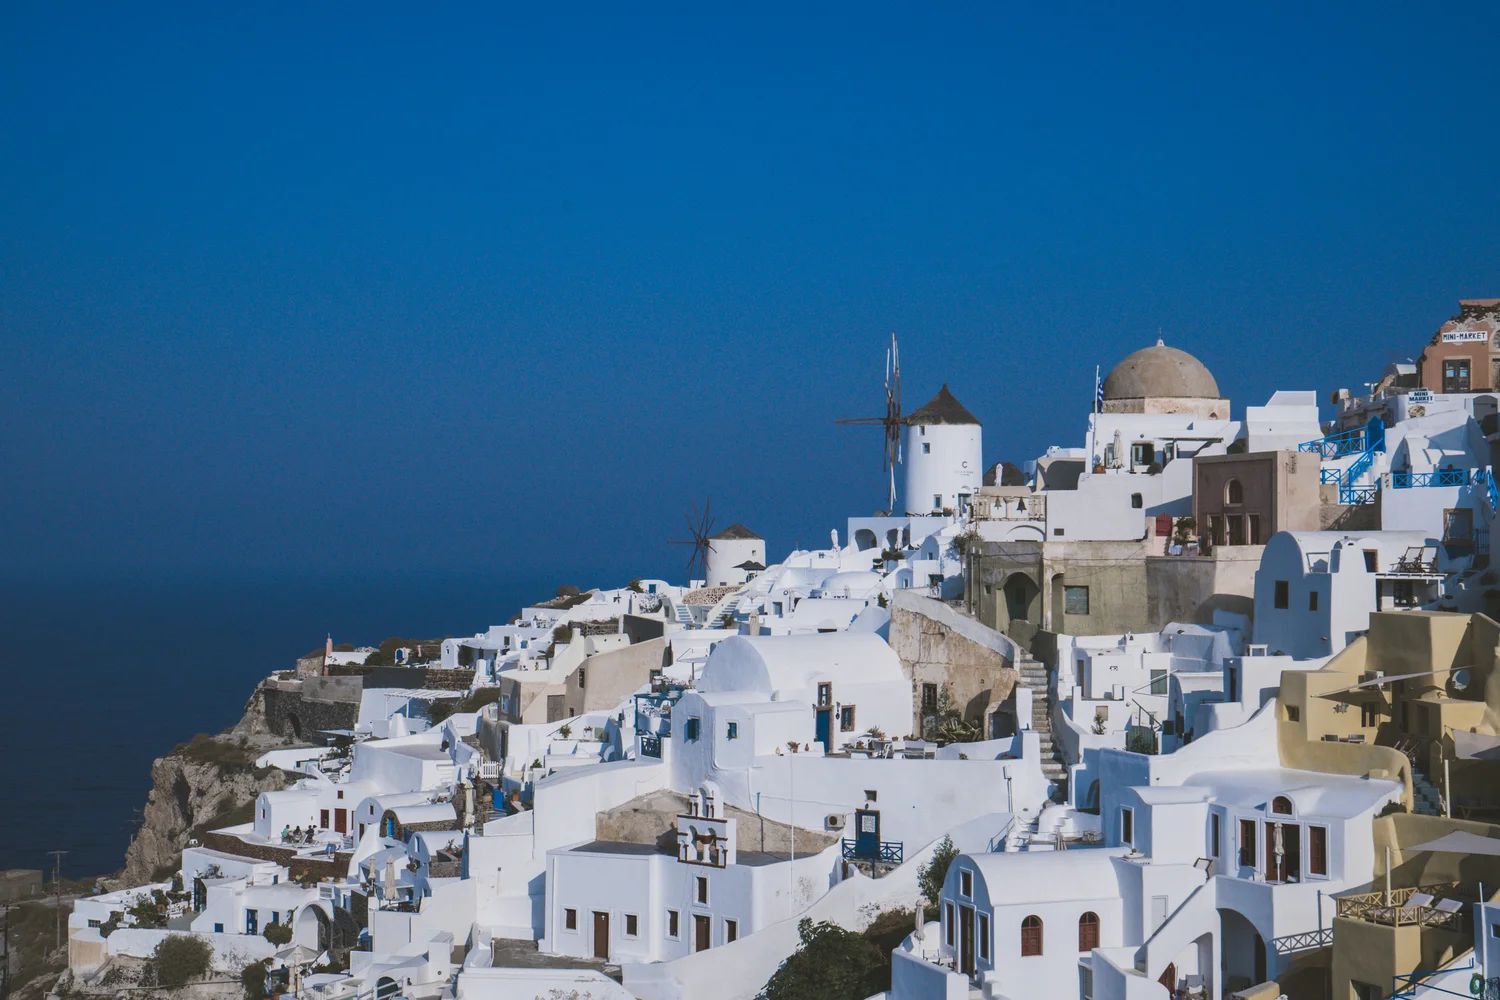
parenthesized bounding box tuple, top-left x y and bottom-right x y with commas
(0, 570, 541, 880)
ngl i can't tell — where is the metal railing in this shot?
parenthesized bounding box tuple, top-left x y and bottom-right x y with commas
(842, 839, 903, 864)
(1300, 424, 1374, 459)
(639, 735, 662, 758)
(1391, 469, 1472, 488)
(1272, 927, 1332, 954)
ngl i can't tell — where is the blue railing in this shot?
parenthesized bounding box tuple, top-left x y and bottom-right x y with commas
(1391, 469, 1472, 488)
(1299, 424, 1371, 459)
(639, 735, 662, 758)
(842, 839, 903, 864)
(1477, 468, 1500, 513)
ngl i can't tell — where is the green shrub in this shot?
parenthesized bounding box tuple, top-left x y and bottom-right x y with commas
(917, 836, 957, 904)
(263, 921, 292, 945)
(761, 918, 887, 1000)
(240, 959, 269, 1000)
(153, 934, 213, 987)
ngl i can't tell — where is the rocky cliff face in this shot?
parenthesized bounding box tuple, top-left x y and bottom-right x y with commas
(116, 686, 295, 886)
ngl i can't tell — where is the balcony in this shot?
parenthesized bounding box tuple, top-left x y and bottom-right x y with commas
(1335, 882, 1469, 930)
(1391, 469, 1472, 489)
(639, 734, 662, 758)
(842, 839, 903, 864)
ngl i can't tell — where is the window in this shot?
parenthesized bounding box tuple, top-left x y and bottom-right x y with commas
(696, 877, 708, 904)
(1021, 915, 1044, 957)
(1078, 911, 1100, 952)
(1225, 478, 1244, 504)
(1120, 807, 1134, 846)
(578, 667, 586, 688)
(726, 919, 738, 943)
(1239, 819, 1256, 868)
(1131, 442, 1155, 467)
(625, 913, 639, 937)
(685, 717, 701, 741)
(565, 908, 577, 930)
(865, 789, 878, 802)
(1211, 813, 1221, 858)
(1446, 508, 1475, 545)
(817, 683, 832, 707)
(1272, 796, 1293, 815)
(1064, 585, 1090, 616)
(1363, 549, 1378, 572)
(960, 868, 973, 898)
(1247, 514, 1261, 545)
(1444, 358, 1471, 393)
(667, 910, 680, 938)
(1273, 580, 1289, 609)
(1361, 702, 1379, 728)
(1131, 493, 1143, 509)
(944, 903, 955, 947)
(1149, 669, 1167, 696)
(1209, 514, 1225, 546)
(978, 912, 990, 961)
(1287, 705, 1300, 722)
(726, 722, 738, 740)
(922, 683, 937, 714)
(1309, 590, 1319, 611)
(1309, 826, 1328, 877)
(933, 494, 943, 510)
(246, 910, 258, 934)
(839, 705, 856, 732)
(922, 442, 931, 454)
(213, 922, 224, 933)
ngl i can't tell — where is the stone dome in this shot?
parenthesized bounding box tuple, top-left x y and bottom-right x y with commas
(1102, 340, 1220, 401)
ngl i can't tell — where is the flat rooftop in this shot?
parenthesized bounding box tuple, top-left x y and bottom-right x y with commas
(569, 840, 796, 867)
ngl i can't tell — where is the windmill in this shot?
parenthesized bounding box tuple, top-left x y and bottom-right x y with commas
(669, 498, 716, 584)
(835, 332, 904, 513)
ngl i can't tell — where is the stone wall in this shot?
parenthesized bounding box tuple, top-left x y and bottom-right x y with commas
(261, 684, 360, 741)
(888, 591, 1019, 735)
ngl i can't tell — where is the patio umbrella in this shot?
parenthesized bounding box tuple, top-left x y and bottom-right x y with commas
(1405, 831, 1500, 856)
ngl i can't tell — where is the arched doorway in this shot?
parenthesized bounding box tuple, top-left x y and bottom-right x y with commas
(1001, 573, 1040, 629)
(294, 904, 331, 952)
(1219, 907, 1268, 993)
(1158, 962, 1176, 992)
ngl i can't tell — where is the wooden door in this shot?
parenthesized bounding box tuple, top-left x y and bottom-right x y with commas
(334, 808, 347, 834)
(694, 914, 711, 952)
(1159, 963, 1176, 991)
(959, 905, 974, 974)
(592, 911, 609, 960)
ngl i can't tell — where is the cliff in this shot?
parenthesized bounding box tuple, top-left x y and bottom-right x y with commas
(115, 686, 299, 887)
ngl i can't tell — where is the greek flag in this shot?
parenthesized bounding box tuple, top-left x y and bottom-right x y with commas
(1093, 367, 1104, 411)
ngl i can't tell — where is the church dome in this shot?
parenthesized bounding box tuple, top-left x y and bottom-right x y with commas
(1102, 341, 1220, 401)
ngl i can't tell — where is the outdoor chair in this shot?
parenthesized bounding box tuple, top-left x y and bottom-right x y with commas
(1427, 898, 1464, 925)
(1394, 892, 1435, 922)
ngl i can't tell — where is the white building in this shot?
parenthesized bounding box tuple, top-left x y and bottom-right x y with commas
(902, 385, 983, 516)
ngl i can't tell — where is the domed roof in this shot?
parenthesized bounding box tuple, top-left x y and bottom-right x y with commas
(1102, 340, 1220, 401)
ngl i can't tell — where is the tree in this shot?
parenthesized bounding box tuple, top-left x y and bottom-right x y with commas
(760, 919, 887, 1000)
(918, 835, 958, 905)
(240, 959, 270, 1000)
(153, 934, 213, 988)
(263, 921, 293, 945)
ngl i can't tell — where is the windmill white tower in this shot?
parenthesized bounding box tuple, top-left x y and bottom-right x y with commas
(902, 385, 982, 516)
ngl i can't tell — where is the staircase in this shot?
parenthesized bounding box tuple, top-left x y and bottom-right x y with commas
(1018, 654, 1068, 802)
(671, 602, 695, 626)
(1411, 765, 1444, 817)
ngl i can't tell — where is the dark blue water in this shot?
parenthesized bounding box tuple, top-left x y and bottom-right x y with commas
(0, 571, 541, 879)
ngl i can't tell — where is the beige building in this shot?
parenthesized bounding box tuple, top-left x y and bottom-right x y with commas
(1194, 450, 1322, 549)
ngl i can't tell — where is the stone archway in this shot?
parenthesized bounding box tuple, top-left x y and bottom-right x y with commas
(294, 904, 331, 953)
(1000, 572, 1041, 629)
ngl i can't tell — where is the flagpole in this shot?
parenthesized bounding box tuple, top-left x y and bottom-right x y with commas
(1086, 364, 1100, 471)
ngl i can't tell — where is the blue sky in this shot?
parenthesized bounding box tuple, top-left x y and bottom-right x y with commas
(3, 2, 1498, 590)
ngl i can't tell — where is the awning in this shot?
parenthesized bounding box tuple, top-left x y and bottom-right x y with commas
(1406, 831, 1500, 856)
(1453, 731, 1500, 761)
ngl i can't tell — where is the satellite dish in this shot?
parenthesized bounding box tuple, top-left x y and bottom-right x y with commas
(1451, 668, 1472, 693)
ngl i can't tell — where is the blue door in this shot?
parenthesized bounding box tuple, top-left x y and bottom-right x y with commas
(854, 809, 880, 859)
(815, 709, 832, 750)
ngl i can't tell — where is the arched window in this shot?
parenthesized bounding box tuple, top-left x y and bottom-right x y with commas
(1078, 912, 1100, 952)
(1271, 795, 1293, 815)
(1225, 478, 1244, 504)
(1021, 915, 1043, 957)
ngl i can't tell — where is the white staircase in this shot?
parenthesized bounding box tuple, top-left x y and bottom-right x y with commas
(1018, 654, 1068, 802)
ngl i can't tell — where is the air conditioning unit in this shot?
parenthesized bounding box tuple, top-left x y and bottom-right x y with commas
(825, 814, 846, 831)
